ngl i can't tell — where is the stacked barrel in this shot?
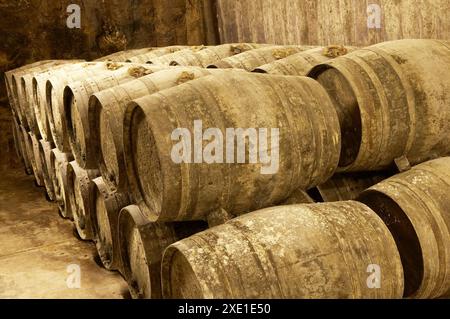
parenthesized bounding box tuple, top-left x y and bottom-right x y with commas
(5, 39, 450, 299)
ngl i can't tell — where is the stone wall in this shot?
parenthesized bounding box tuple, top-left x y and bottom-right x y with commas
(0, 0, 218, 168)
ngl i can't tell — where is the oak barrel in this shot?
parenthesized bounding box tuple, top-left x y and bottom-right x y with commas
(67, 161, 100, 240)
(253, 46, 356, 75)
(90, 67, 216, 192)
(358, 157, 450, 298)
(92, 177, 130, 270)
(162, 201, 404, 298)
(124, 72, 341, 221)
(118, 205, 206, 298)
(208, 45, 316, 71)
(63, 64, 166, 168)
(309, 39, 450, 171)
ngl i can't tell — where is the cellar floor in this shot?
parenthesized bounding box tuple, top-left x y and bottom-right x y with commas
(0, 168, 128, 298)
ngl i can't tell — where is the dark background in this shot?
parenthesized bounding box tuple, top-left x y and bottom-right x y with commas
(0, 0, 218, 169)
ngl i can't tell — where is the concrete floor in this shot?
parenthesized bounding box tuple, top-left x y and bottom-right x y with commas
(0, 168, 128, 298)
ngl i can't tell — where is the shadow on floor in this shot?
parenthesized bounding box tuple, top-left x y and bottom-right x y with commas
(0, 168, 128, 298)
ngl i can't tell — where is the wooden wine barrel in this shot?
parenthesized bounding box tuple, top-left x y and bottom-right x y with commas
(45, 62, 127, 152)
(207, 45, 316, 71)
(309, 39, 450, 171)
(17, 125, 33, 175)
(51, 149, 74, 219)
(12, 60, 77, 131)
(67, 161, 100, 240)
(92, 177, 130, 270)
(38, 139, 56, 201)
(11, 120, 22, 162)
(63, 64, 166, 168)
(253, 46, 356, 75)
(147, 47, 210, 65)
(118, 205, 207, 299)
(121, 46, 190, 63)
(31, 62, 93, 142)
(90, 67, 217, 192)
(5, 60, 55, 125)
(28, 132, 45, 187)
(169, 43, 266, 67)
(94, 48, 156, 62)
(48, 149, 63, 195)
(310, 171, 391, 202)
(9, 62, 49, 127)
(11, 119, 28, 172)
(358, 157, 450, 299)
(162, 201, 404, 299)
(32, 70, 54, 142)
(20, 60, 83, 136)
(123, 72, 341, 221)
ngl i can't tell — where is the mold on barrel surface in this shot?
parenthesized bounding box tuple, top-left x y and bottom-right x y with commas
(66, 161, 99, 240)
(253, 46, 357, 75)
(50, 149, 74, 219)
(207, 45, 317, 71)
(309, 39, 450, 172)
(91, 177, 130, 270)
(358, 157, 450, 299)
(161, 201, 404, 299)
(89, 67, 214, 192)
(62, 63, 164, 168)
(118, 205, 207, 299)
(123, 72, 341, 222)
(167, 43, 266, 67)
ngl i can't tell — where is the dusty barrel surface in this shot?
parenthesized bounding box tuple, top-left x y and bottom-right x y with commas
(309, 171, 391, 203)
(20, 126, 38, 175)
(309, 39, 450, 171)
(161, 201, 404, 299)
(11, 120, 23, 163)
(38, 139, 56, 201)
(124, 72, 341, 221)
(253, 46, 356, 75)
(45, 62, 122, 152)
(5, 61, 53, 111)
(90, 67, 216, 192)
(21, 60, 84, 136)
(33, 69, 54, 141)
(207, 45, 316, 71)
(118, 205, 207, 299)
(64, 64, 166, 168)
(92, 177, 130, 270)
(49, 149, 68, 196)
(147, 47, 210, 65)
(28, 132, 44, 187)
(13, 121, 32, 174)
(6, 60, 58, 126)
(12, 60, 77, 131)
(358, 157, 450, 299)
(169, 43, 265, 67)
(51, 149, 74, 219)
(21, 128, 36, 176)
(95, 48, 156, 62)
(67, 161, 99, 240)
(125, 46, 190, 63)
(32, 62, 91, 142)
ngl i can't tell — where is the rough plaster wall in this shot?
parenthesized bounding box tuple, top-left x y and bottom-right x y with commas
(0, 0, 218, 168)
(216, 0, 450, 46)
